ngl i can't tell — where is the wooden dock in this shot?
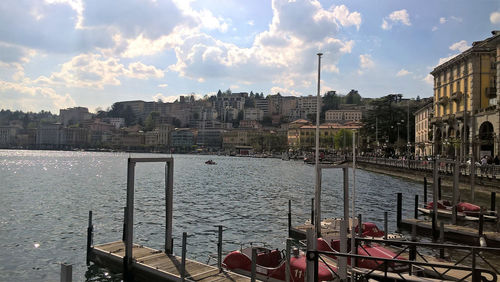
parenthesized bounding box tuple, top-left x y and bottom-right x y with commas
(90, 241, 251, 282)
(400, 218, 500, 247)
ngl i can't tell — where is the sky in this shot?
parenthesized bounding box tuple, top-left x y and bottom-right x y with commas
(0, 0, 499, 113)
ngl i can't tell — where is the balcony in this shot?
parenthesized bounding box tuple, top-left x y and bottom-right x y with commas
(450, 91, 463, 101)
(437, 96, 449, 106)
(430, 116, 442, 124)
(486, 87, 497, 98)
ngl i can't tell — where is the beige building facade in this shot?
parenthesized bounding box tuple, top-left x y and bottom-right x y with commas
(414, 102, 433, 156)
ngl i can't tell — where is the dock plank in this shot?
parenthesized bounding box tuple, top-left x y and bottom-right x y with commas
(91, 242, 253, 282)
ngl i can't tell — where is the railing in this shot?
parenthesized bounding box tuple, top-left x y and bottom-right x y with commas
(354, 157, 500, 179)
(306, 238, 500, 282)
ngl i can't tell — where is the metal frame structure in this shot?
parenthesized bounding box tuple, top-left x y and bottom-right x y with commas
(123, 157, 174, 277)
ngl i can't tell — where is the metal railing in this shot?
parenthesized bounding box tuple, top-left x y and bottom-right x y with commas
(354, 157, 500, 179)
(306, 238, 500, 282)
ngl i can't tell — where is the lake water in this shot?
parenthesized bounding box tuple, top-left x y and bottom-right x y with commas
(0, 150, 429, 281)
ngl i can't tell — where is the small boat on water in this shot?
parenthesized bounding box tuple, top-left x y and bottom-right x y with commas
(223, 245, 338, 281)
(418, 200, 497, 221)
(205, 160, 216, 165)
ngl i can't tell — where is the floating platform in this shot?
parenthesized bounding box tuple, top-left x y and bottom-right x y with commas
(90, 241, 252, 282)
(400, 218, 500, 247)
(417, 207, 497, 222)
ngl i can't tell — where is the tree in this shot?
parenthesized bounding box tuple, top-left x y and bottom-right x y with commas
(217, 89, 223, 97)
(224, 88, 232, 95)
(334, 129, 353, 150)
(123, 106, 136, 126)
(144, 111, 160, 131)
(345, 90, 361, 104)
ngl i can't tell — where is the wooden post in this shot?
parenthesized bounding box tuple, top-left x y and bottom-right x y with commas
(181, 232, 187, 282)
(438, 177, 442, 200)
(423, 176, 427, 204)
(358, 214, 363, 238)
(311, 198, 314, 225)
(285, 239, 292, 282)
(251, 248, 257, 282)
(409, 224, 416, 261)
(471, 248, 477, 282)
(339, 220, 348, 281)
(491, 192, 496, 212)
(165, 161, 174, 255)
(439, 222, 445, 259)
(414, 195, 419, 219)
(396, 193, 402, 231)
(124, 159, 136, 280)
(122, 207, 127, 242)
(60, 263, 72, 282)
(217, 225, 223, 272)
(86, 211, 93, 266)
(453, 160, 459, 225)
(288, 200, 292, 236)
(384, 212, 388, 240)
(479, 209, 484, 237)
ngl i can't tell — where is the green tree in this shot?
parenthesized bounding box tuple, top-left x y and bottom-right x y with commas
(345, 89, 361, 104)
(334, 129, 353, 150)
(144, 111, 160, 131)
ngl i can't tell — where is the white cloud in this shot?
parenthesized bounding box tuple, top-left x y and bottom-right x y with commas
(439, 17, 447, 24)
(36, 53, 163, 89)
(432, 26, 438, 32)
(270, 86, 303, 97)
(158, 84, 168, 88)
(437, 54, 459, 66)
(247, 20, 254, 26)
(396, 69, 411, 77)
(359, 54, 374, 72)
(381, 9, 411, 30)
(423, 74, 433, 85)
(153, 93, 202, 103)
(449, 40, 468, 52)
(0, 80, 76, 112)
(491, 11, 500, 24)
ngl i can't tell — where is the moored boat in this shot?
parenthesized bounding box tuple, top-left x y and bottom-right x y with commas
(205, 160, 216, 165)
(223, 245, 338, 281)
(419, 200, 497, 221)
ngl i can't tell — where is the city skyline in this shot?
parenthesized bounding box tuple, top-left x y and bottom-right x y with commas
(0, 0, 499, 113)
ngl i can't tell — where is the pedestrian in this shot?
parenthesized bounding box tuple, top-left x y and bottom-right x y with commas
(494, 155, 500, 165)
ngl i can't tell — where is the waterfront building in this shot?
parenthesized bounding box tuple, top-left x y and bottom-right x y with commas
(145, 130, 159, 146)
(239, 120, 262, 129)
(36, 123, 64, 147)
(430, 30, 500, 159)
(0, 126, 17, 147)
(287, 121, 362, 150)
(64, 127, 90, 147)
(60, 107, 92, 126)
(222, 128, 260, 150)
(170, 128, 196, 151)
(196, 129, 223, 149)
(325, 110, 363, 123)
(414, 101, 434, 156)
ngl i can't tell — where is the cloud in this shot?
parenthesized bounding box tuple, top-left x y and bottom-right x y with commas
(0, 80, 76, 112)
(439, 17, 446, 24)
(423, 74, 433, 85)
(449, 40, 468, 52)
(358, 54, 374, 74)
(491, 11, 500, 24)
(35, 53, 164, 89)
(381, 9, 411, 30)
(437, 54, 459, 66)
(153, 93, 202, 103)
(247, 20, 254, 26)
(396, 69, 411, 77)
(270, 86, 303, 97)
(158, 84, 168, 88)
(432, 26, 438, 32)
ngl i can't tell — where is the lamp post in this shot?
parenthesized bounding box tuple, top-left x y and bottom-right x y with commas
(314, 52, 322, 238)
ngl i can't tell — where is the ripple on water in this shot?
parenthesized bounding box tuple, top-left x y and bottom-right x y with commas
(0, 150, 451, 281)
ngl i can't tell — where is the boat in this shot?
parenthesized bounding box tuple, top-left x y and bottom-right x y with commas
(223, 245, 338, 281)
(418, 200, 497, 221)
(317, 238, 407, 272)
(205, 160, 216, 165)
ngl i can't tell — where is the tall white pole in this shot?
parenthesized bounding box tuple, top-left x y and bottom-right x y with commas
(314, 53, 323, 237)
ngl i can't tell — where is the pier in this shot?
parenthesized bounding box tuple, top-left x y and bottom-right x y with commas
(87, 157, 252, 282)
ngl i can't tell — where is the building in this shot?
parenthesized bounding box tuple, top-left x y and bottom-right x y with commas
(214, 92, 246, 119)
(196, 129, 223, 149)
(102, 117, 125, 129)
(297, 95, 321, 119)
(239, 120, 262, 129)
(430, 30, 500, 159)
(158, 124, 174, 146)
(0, 126, 17, 147)
(36, 123, 65, 147)
(60, 107, 92, 126)
(243, 108, 264, 121)
(222, 129, 261, 150)
(287, 121, 362, 150)
(170, 128, 195, 151)
(254, 98, 269, 116)
(414, 101, 433, 157)
(325, 110, 362, 123)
